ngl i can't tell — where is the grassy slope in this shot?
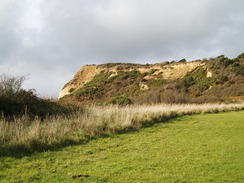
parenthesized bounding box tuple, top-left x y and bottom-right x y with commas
(0, 111, 243, 183)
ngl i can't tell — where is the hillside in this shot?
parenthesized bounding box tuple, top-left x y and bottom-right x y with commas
(59, 54, 244, 104)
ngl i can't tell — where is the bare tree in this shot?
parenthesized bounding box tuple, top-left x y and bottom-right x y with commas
(0, 73, 28, 95)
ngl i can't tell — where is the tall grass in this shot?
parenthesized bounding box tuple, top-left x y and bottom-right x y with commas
(1, 103, 244, 155)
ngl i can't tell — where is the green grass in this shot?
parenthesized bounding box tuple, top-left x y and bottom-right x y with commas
(0, 111, 244, 182)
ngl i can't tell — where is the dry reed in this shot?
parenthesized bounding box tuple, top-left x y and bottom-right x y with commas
(1, 103, 244, 154)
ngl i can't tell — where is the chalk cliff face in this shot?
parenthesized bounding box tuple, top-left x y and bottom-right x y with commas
(59, 61, 204, 99)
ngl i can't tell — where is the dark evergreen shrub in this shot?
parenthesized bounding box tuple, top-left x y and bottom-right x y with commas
(106, 96, 132, 105)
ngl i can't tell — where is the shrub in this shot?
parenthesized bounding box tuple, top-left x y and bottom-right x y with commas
(106, 96, 132, 105)
(178, 58, 186, 63)
(0, 73, 70, 120)
(74, 72, 111, 99)
(181, 76, 194, 89)
(220, 58, 233, 67)
(237, 53, 244, 59)
(149, 69, 159, 74)
(181, 67, 215, 93)
(235, 66, 244, 76)
(0, 73, 27, 95)
(218, 75, 228, 84)
(109, 70, 141, 81)
(75, 86, 104, 99)
(232, 62, 240, 67)
(147, 79, 164, 88)
(217, 55, 225, 58)
(85, 71, 111, 87)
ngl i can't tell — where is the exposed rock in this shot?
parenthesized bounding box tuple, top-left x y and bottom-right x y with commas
(206, 70, 213, 77)
(59, 61, 204, 99)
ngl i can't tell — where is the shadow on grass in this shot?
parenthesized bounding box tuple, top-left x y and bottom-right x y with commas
(0, 138, 94, 158)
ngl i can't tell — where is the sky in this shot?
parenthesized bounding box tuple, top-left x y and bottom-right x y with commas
(0, 0, 243, 98)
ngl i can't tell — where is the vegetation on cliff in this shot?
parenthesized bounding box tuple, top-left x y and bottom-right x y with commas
(61, 53, 244, 104)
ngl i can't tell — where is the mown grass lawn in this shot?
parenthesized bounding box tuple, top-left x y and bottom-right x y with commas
(0, 111, 243, 183)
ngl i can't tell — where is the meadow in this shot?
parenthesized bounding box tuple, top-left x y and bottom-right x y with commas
(0, 110, 243, 182)
(1, 103, 244, 156)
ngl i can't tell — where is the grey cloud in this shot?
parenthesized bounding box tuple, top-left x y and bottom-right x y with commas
(0, 0, 243, 97)
(43, 0, 244, 61)
(0, 1, 23, 62)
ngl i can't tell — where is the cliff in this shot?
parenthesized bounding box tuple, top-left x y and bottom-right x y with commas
(59, 61, 204, 99)
(59, 54, 244, 104)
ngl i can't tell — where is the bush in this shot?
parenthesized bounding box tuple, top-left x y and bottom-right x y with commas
(218, 75, 228, 84)
(106, 96, 132, 105)
(181, 67, 215, 93)
(0, 73, 27, 95)
(109, 70, 141, 81)
(236, 66, 244, 76)
(147, 79, 164, 88)
(0, 73, 70, 120)
(74, 72, 111, 99)
(237, 53, 244, 59)
(220, 58, 233, 67)
(178, 58, 186, 63)
(75, 86, 104, 99)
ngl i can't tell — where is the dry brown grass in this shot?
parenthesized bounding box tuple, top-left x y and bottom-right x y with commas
(1, 103, 244, 155)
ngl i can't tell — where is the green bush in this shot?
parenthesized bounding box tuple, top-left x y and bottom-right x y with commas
(181, 67, 215, 92)
(232, 62, 240, 67)
(178, 58, 186, 63)
(237, 53, 244, 59)
(217, 55, 225, 58)
(106, 96, 132, 105)
(109, 70, 141, 81)
(218, 75, 228, 84)
(235, 66, 244, 76)
(149, 69, 159, 74)
(147, 79, 164, 88)
(85, 71, 111, 87)
(75, 86, 104, 99)
(74, 72, 112, 99)
(181, 76, 194, 88)
(220, 58, 234, 67)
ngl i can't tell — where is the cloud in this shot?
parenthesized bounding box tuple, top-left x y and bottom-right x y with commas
(0, 0, 243, 97)
(42, 0, 244, 61)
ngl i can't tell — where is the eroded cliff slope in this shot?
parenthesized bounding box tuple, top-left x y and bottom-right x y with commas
(59, 54, 244, 104)
(59, 61, 204, 99)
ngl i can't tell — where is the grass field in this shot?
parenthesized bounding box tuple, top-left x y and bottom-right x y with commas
(0, 111, 243, 182)
(1, 103, 244, 156)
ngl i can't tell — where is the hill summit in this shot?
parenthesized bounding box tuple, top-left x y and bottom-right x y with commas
(59, 54, 244, 104)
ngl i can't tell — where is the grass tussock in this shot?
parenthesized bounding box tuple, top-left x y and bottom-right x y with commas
(0, 103, 244, 156)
